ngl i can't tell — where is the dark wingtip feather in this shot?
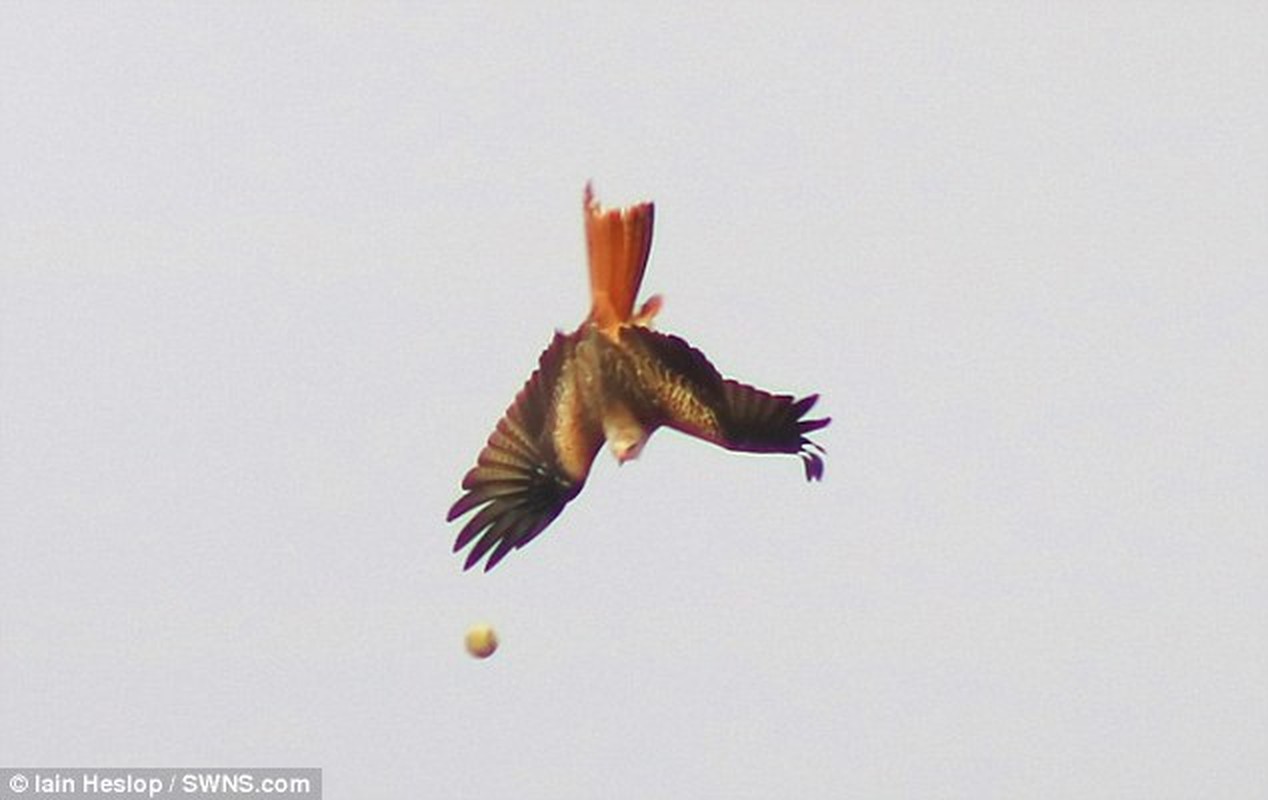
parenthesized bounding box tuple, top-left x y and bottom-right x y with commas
(446, 493, 478, 522)
(792, 396, 829, 480)
(790, 393, 820, 416)
(802, 450, 825, 481)
(798, 415, 831, 434)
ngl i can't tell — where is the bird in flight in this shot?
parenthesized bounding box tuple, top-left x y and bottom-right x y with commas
(447, 184, 830, 570)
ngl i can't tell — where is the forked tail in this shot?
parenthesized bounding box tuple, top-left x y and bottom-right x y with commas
(584, 183, 661, 335)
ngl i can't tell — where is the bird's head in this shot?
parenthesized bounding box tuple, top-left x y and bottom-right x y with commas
(608, 433, 646, 465)
(603, 409, 648, 465)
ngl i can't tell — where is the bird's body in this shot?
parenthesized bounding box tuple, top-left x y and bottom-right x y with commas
(447, 185, 829, 570)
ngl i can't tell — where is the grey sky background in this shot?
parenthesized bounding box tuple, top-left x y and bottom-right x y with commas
(2, 4, 1265, 798)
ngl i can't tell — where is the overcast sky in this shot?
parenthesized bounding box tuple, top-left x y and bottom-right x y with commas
(2, 4, 1265, 798)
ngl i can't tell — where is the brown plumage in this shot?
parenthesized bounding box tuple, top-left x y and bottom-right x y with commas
(447, 184, 830, 570)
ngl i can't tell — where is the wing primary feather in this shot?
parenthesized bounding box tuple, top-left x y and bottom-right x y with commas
(446, 331, 601, 570)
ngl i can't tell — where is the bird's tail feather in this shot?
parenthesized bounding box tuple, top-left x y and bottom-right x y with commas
(584, 183, 658, 333)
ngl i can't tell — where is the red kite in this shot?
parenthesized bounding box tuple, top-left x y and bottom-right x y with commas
(448, 185, 829, 570)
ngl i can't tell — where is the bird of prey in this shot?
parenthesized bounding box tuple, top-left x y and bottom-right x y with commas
(447, 185, 830, 570)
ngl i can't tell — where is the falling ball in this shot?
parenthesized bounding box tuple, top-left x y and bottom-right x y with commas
(465, 623, 498, 659)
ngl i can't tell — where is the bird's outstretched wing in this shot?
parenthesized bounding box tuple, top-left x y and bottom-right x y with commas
(447, 332, 603, 570)
(619, 326, 830, 480)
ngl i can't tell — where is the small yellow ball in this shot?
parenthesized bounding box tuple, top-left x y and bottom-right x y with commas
(465, 623, 498, 659)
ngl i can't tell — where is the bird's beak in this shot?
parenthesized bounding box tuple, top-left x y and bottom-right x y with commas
(613, 444, 640, 465)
